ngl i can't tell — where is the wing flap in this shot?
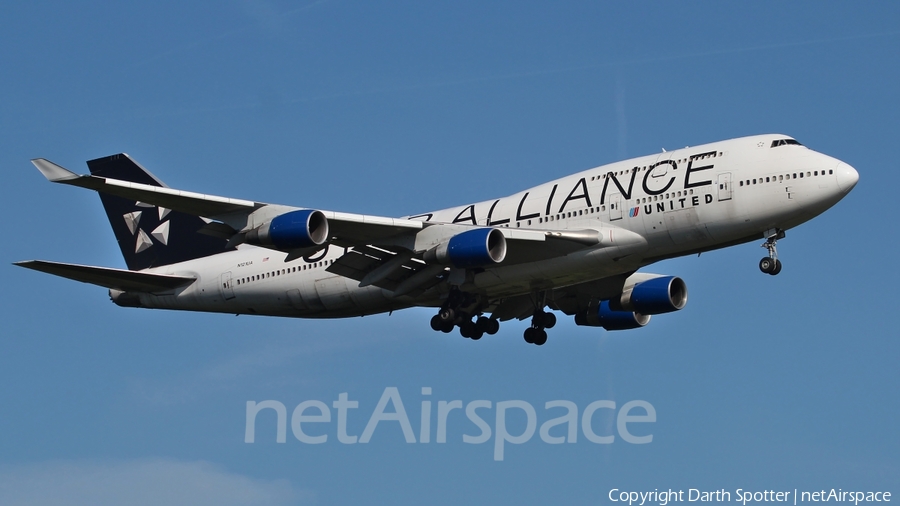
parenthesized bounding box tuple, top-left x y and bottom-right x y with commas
(327, 246, 444, 294)
(15, 260, 196, 293)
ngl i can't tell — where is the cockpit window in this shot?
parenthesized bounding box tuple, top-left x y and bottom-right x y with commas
(771, 139, 802, 148)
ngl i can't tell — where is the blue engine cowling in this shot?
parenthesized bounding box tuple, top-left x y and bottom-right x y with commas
(424, 228, 507, 268)
(627, 276, 687, 315)
(574, 300, 650, 331)
(245, 209, 330, 250)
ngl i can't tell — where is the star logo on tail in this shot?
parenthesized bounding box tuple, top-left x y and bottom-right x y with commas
(123, 204, 171, 253)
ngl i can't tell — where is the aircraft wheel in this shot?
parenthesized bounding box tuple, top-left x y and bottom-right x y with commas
(523, 327, 536, 344)
(470, 331, 483, 341)
(542, 312, 557, 329)
(474, 316, 490, 333)
(533, 329, 548, 346)
(440, 323, 454, 333)
(759, 257, 775, 274)
(459, 321, 476, 338)
(430, 315, 444, 331)
(438, 307, 456, 323)
(486, 319, 500, 335)
(770, 259, 783, 275)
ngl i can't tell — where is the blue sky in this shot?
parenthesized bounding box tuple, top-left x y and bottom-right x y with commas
(1, 2, 898, 504)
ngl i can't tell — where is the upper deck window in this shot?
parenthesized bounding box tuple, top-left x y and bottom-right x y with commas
(771, 139, 802, 148)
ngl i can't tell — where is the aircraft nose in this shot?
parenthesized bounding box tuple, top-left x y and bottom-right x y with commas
(835, 162, 859, 193)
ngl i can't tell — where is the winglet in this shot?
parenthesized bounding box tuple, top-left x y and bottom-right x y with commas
(31, 158, 80, 182)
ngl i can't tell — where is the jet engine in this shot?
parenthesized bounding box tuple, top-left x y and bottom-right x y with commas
(424, 228, 507, 268)
(574, 275, 687, 331)
(244, 209, 329, 251)
(612, 275, 687, 315)
(575, 300, 650, 331)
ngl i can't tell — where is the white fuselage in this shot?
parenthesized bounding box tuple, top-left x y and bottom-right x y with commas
(129, 134, 857, 318)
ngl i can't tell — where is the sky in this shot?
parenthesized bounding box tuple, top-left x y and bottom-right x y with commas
(1, 2, 898, 505)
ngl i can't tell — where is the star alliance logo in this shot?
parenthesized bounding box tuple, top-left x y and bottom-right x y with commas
(123, 202, 171, 253)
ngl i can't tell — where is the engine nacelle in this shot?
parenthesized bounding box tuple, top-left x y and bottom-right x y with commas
(109, 289, 143, 308)
(423, 228, 507, 268)
(575, 300, 650, 331)
(614, 275, 687, 315)
(245, 209, 330, 251)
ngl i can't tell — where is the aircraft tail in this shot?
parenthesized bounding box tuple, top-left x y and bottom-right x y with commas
(87, 154, 233, 271)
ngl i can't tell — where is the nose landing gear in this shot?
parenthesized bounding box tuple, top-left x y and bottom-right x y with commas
(759, 229, 785, 275)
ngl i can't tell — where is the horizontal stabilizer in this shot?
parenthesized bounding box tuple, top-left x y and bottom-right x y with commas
(14, 260, 196, 292)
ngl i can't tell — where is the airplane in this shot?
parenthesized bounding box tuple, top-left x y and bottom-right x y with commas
(15, 134, 858, 346)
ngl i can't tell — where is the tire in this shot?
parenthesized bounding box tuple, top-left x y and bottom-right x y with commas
(440, 323, 454, 333)
(470, 331, 483, 341)
(534, 329, 548, 346)
(474, 316, 490, 333)
(523, 327, 536, 344)
(542, 312, 557, 329)
(486, 319, 500, 335)
(430, 315, 443, 331)
(759, 257, 774, 274)
(771, 259, 782, 275)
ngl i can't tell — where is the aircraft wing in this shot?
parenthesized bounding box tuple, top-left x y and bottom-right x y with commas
(14, 260, 196, 293)
(30, 158, 642, 288)
(31, 158, 425, 244)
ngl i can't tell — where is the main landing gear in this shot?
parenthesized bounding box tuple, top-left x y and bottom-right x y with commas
(430, 310, 500, 340)
(759, 229, 785, 276)
(523, 309, 556, 346)
(429, 290, 500, 340)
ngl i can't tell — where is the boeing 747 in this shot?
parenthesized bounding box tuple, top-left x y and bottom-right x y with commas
(16, 134, 858, 345)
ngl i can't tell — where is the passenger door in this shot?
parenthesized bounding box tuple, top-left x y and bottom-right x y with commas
(717, 172, 733, 201)
(609, 193, 623, 221)
(219, 271, 235, 300)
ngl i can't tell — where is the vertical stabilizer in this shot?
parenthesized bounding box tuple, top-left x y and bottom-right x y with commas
(87, 154, 233, 271)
